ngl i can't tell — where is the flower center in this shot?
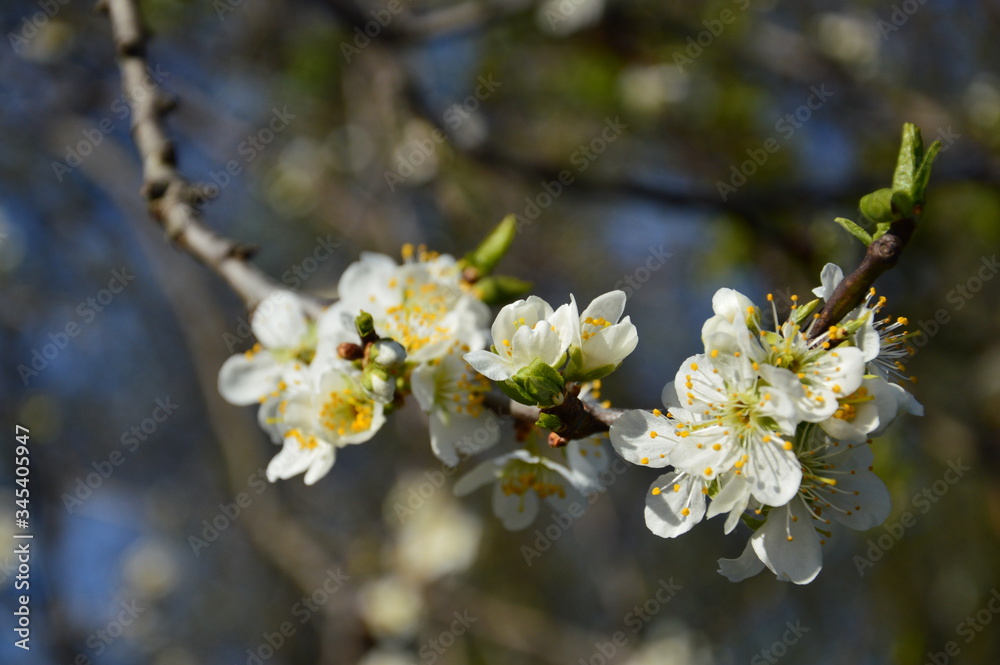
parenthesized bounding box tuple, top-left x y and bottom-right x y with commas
(832, 386, 872, 422)
(385, 277, 457, 354)
(320, 388, 374, 436)
(500, 460, 567, 500)
(581, 316, 612, 342)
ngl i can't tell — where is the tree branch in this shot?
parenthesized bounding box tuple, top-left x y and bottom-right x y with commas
(485, 391, 625, 444)
(809, 217, 916, 340)
(99, 0, 323, 314)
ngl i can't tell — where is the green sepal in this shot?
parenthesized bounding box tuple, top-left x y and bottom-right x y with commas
(788, 298, 822, 326)
(355, 311, 377, 343)
(838, 309, 873, 336)
(564, 361, 620, 383)
(535, 412, 563, 431)
(497, 377, 536, 406)
(834, 217, 873, 246)
(474, 274, 533, 306)
(508, 358, 566, 407)
(463, 215, 517, 276)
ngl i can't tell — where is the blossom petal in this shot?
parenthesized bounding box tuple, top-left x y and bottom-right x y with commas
(463, 350, 515, 381)
(409, 362, 437, 412)
(566, 436, 612, 488)
(813, 263, 844, 300)
(817, 444, 891, 531)
(453, 459, 502, 496)
(717, 539, 766, 582)
(580, 290, 627, 327)
(252, 291, 309, 349)
(581, 318, 638, 370)
(752, 499, 822, 585)
(303, 446, 336, 485)
(492, 482, 539, 530)
(218, 352, 281, 405)
(551, 295, 580, 350)
(609, 410, 674, 468)
(706, 472, 750, 520)
(429, 411, 501, 468)
(744, 432, 802, 506)
(644, 472, 707, 538)
(267, 437, 330, 482)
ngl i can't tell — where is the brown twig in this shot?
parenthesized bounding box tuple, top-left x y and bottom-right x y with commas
(99, 0, 323, 315)
(485, 391, 625, 444)
(809, 217, 917, 340)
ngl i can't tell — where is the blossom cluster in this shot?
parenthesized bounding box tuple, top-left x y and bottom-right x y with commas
(610, 263, 922, 584)
(216, 240, 636, 532)
(215, 231, 922, 584)
(218, 245, 499, 484)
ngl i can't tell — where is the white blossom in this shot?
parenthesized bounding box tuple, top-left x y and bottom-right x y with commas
(453, 451, 587, 530)
(218, 291, 315, 406)
(719, 429, 891, 584)
(410, 351, 501, 467)
(266, 362, 385, 484)
(463, 295, 576, 381)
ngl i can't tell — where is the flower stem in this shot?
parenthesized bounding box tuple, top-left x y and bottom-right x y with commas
(809, 216, 917, 341)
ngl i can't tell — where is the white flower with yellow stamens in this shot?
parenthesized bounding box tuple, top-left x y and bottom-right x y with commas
(266, 363, 385, 484)
(737, 311, 867, 424)
(453, 451, 586, 530)
(563, 290, 639, 382)
(611, 348, 803, 506)
(719, 427, 890, 584)
(813, 263, 923, 415)
(463, 296, 576, 382)
(411, 350, 501, 467)
(612, 405, 755, 538)
(218, 291, 316, 406)
(334, 246, 490, 364)
(819, 375, 910, 443)
(663, 352, 803, 506)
